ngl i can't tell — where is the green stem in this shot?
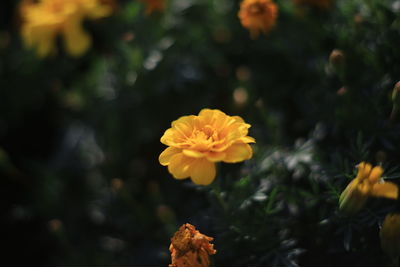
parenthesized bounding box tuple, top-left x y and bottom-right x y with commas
(210, 181, 228, 212)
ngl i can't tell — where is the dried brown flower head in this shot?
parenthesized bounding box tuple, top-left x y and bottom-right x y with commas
(169, 223, 216, 267)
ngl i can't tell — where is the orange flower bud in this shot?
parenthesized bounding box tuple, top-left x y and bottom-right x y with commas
(169, 223, 216, 267)
(238, 0, 278, 39)
(48, 219, 63, 232)
(353, 14, 363, 25)
(336, 86, 347, 96)
(329, 49, 345, 67)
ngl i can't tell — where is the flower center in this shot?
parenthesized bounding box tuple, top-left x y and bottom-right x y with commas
(188, 125, 220, 151)
(248, 3, 265, 15)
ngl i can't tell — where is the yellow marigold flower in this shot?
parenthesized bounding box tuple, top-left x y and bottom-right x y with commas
(293, 0, 333, 9)
(238, 0, 278, 39)
(140, 0, 166, 15)
(339, 162, 398, 214)
(169, 223, 216, 267)
(381, 213, 400, 258)
(20, 0, 112, 57)
(159, 109, 255, 185)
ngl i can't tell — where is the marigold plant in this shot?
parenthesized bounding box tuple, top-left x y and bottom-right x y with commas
(140, 0, 166, 15)
(159, 109, 255, 185)
(20, 0, 112, 57)
(339, 162, 398, 214)
(169, 223, 216, 267)
(238, 0, 278, 39)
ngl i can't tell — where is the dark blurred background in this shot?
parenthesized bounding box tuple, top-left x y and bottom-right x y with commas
(2, 0, 400, 266)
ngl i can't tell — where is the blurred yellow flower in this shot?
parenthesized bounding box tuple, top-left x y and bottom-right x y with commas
(169, 223, 216, 267)
(20, 0, 112, 57)
(293, 0, 333, 9)
(159, 109, 255, 185)
(140, 0, 166, 15)
(238, 0, 278, 39)
(339, 162, 398, 214)
(380, 213, 400, 257)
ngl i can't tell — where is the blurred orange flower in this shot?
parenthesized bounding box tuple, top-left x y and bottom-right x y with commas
(339, 162, 398, 214)
(169, 223, 216, 267)
(20, 0, 112, 57)
(159, 109, 255, 185)
(293, 0, 333, 9)
(140, 0, 166, 15)
(238, 0, 278, 39)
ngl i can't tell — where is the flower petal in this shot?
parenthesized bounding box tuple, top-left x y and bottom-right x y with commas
(86, 4, 112, 19)
(36, 29, 57, 57)
(159, 147, 181, 166)
(231, 116, 245, 123)
(160, 128, 179, 146)
(241, 136, 256, 143)
(171, 115, 196, 135)
(371, 182, 399, 199)
(356, 162, 372, 181)
(182, 149, 205, 158)
(206, 152, 226, 162)
(23, 24, 57, 57)
(339, 179, 368, 214)
(63, 16, 91, 57)
(189, 159, 216, 185)
(368, 166, 383, 184)
(222, 122, 250, 141)
(198, 109, 228, 128)
(173, 122, 192, 138)
(223, 143, 253, 163)
(168, 153, 194, 179)
(199, 108, 223, 119)
(210, 140, 233, 152)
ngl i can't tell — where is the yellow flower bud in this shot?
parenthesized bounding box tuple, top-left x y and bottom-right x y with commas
(339, 179, 368, 214)
(339, 162, 398, 215)
(380, 213, 400, 258)
(329, 49, 345, 67)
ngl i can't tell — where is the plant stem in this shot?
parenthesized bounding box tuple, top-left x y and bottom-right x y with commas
(211, 181, 228, 212)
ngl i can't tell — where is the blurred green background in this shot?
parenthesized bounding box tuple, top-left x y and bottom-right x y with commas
(1, 0, 400, 266)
